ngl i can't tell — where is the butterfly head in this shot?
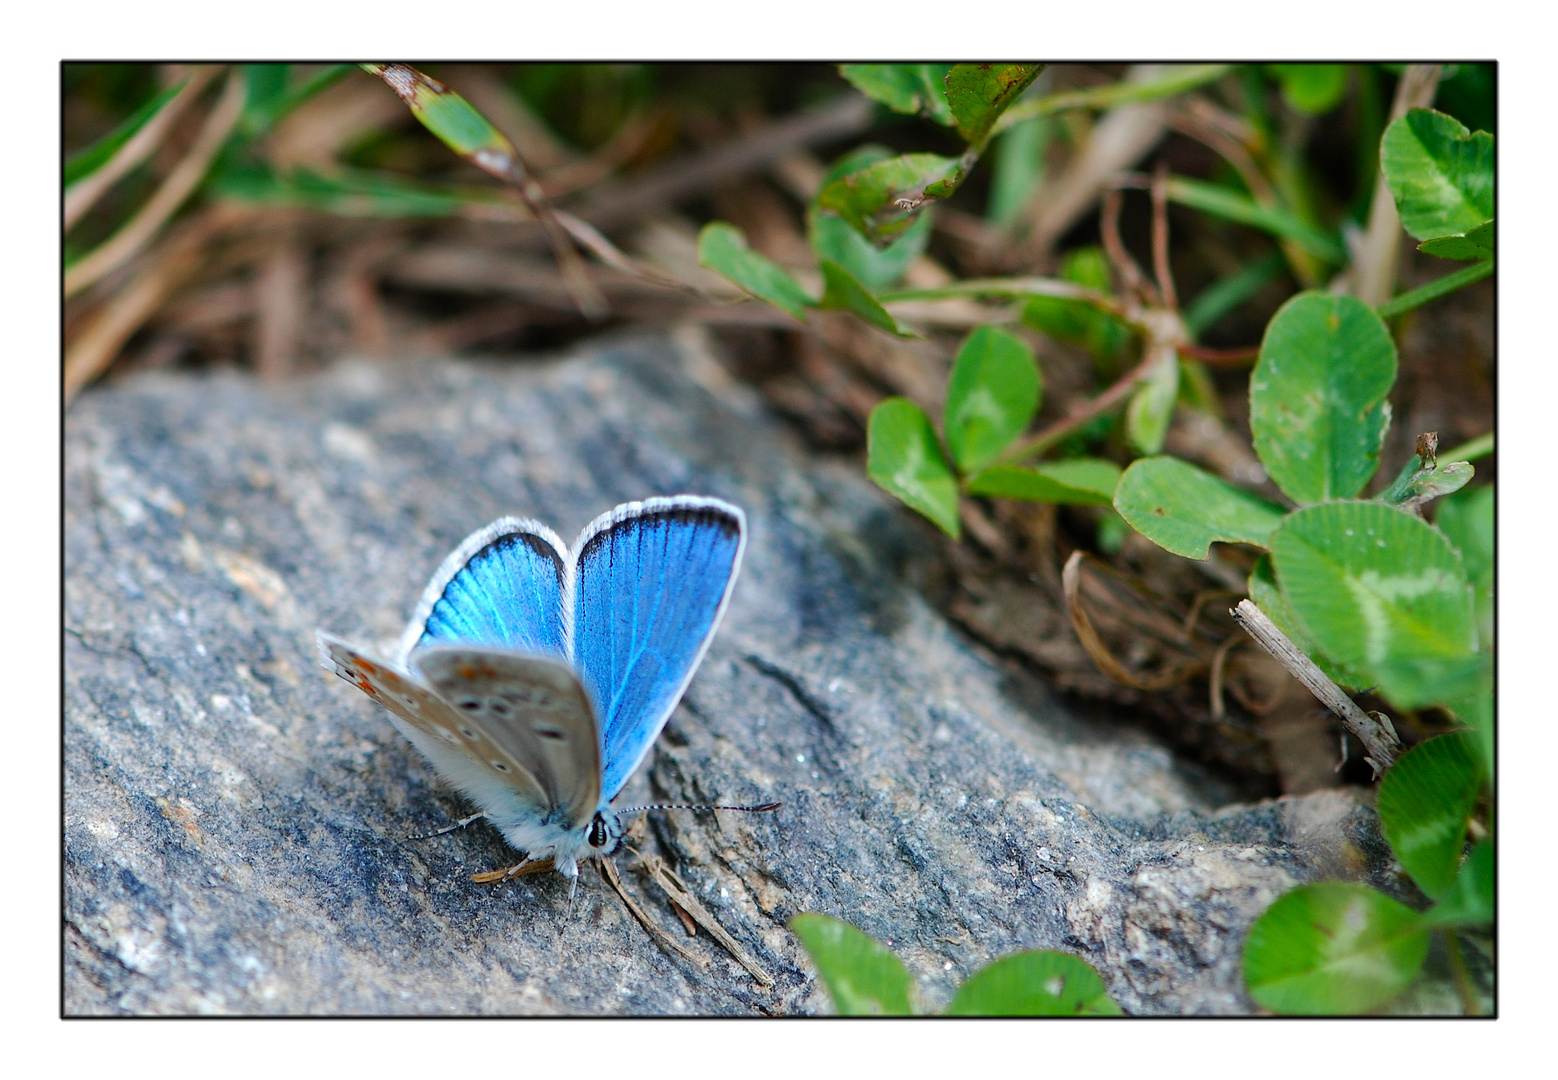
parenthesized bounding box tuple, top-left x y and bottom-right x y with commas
(586, 809, 624, 855)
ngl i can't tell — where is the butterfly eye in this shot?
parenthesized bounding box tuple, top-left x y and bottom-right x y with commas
(588, 816, 609, 848)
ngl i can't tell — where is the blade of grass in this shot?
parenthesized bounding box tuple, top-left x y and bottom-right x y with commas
(1441, 432, 1492, 462)
(1375, 259, 1493, 320)
(363, 63, 606, 319)
(1182, 251, 1287, 336)
(240, 63, 354, 136)
(992, 64, 1231, 134)
(1164, 176, 1345, 262)
(65, 80, 186, 187)
(64, 65, 222, 230)
(65, 70, 247, 298)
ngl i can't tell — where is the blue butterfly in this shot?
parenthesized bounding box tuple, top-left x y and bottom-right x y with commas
(317, 496, 747, 889)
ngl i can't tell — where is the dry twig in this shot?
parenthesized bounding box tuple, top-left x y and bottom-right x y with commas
(1230, 599, 1400, 774)
(642, 855, 774, 987)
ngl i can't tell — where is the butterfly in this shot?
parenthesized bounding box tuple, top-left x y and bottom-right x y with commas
(317, 495, 750, 889)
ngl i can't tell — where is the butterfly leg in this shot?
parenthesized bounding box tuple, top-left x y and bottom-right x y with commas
(407, 811, 486, 841)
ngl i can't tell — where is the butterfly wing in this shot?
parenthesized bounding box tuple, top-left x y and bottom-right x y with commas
(395, 517, 568, 667)
(317, 631, 551, 816)
(569, 496, 746, 802)
(410, 646, 601, 830)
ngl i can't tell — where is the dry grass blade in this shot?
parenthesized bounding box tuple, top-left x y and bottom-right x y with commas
(64, 205, 243, 403)
(1062, 550, 1207, 692)
(64, 65, 223, 230)
(470, 857, 553, 882)
(555, 211, 695, 293)
(1349, 64, 1445, 306)
(598, 857, 705, 969)
(253, 233, 308, 379)
(565, 95, 874, 235)
(642, 855, 774, 987)
(65, 71, 248, 299)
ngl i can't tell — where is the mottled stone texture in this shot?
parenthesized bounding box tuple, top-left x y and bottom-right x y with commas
(66, 329, 1420, 1015)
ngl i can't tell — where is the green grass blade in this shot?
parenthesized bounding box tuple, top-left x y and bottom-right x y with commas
(64, 79, 187, 188)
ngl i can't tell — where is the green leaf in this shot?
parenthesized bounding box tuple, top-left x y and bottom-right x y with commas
(1379, 453, 1473, 511)
(1377, 732, 1486, 900)
(213, 163, 501, 218)
(1417, 219, 1493, 261)
(789, 914, 916, 1015)
(809, 145, 932, 289)
(837, 64, 954, 125)
(1381, 109, 1493, 242)
(240, 63, 352, 136)
(944, 326, 1040, 474)
(697, 222, 814, 321)
(815, 153, 964, 246)
(1166, 176, 1346, 263)
(946, 951, 1121, 1016)
(1437, 484, 1493, 646)
(819, 260, 917, 337)
(1250, 292, 1397, 504)
(1439, 652, 1493, 779)
(867, 398, 960, 538)
(1266, 64, 1349, 115)
(362, 63, 519, 180)
(808, 205, 933, 291)
(986, 115, 1049, 226)
(1247, 555, 1366, 689)
(64, 79, 188, 187)
(1244, 883, 1430, 1014)
(1421, 840, 1493, 929)
(1267, 502, 1476, 707)
(1124, 351, 1180, 455)
(967, 459, 1121, 506)
(944, 63, 1043, 147)
(1021, 247, 1134, 366)
(1114, 457, 1287, 560)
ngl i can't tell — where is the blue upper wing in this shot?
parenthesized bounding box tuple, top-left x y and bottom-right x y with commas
(570, 498, 745, 801)
(399, 518, 567, 663)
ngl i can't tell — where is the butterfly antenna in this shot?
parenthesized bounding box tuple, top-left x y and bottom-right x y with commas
(616, 801, 782, 816)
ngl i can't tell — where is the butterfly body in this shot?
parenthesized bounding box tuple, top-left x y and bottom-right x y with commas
(318, 496, 746, 885)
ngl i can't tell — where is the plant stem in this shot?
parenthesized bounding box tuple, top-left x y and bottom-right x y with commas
(1375, 259, 1494, 320)
(997, 350, 1161, 464)
(878, 278, 1138, 325)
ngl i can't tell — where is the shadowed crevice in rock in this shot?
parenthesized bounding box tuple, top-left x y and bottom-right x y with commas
(66, 329, 1430, 1015)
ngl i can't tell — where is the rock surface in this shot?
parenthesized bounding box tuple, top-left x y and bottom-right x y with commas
(65, 329, 1466, 1015)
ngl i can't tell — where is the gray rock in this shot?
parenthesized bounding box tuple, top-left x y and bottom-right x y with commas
(65, 329, 1460, 1015)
